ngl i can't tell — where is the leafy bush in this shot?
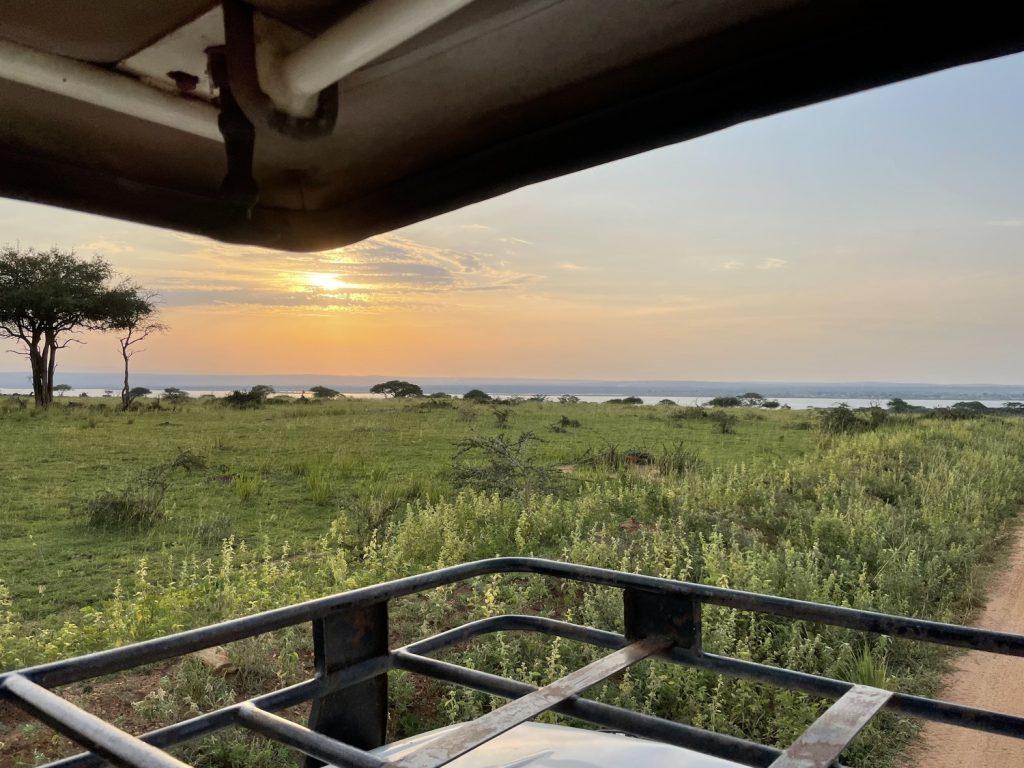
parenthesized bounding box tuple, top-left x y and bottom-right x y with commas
(818, 404, 869, 435)
(706, 396, 742, 407)
(605, 396, 643, 405)
(558, 394, 580, 404)
(86, 467, 169, 529)
(223, 389, 266, 409)
(463, 389, 492, 403)
(670, 406, 706, 421)
(451, 432, 560, 497)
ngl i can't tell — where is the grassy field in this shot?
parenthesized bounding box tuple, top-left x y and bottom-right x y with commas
(0, 396, 810, 620)
(1, 395, 1023, 768)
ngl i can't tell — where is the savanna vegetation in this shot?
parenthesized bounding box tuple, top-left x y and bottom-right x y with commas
(1, 395, 1023, 768)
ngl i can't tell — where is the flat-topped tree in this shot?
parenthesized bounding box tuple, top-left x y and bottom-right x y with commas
(310, 385, 340, 399)
(0, 247, 152, 408)
(370, 380, 423, 398)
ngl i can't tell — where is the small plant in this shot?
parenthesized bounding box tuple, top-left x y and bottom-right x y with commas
(492, 407, 512, 428)
(231, 473, 264, 502)
(557, 394, 580, 404)
(86, 466, 169, 529)
(170, 448, 208, 472)
(462, 389, 492, 403)
(708, 410, 737, 434)
(306, 463, 335, 505)
(549, 415, 581, 433)
(656, 442, 705, 475)
(605, 396, 643, 405)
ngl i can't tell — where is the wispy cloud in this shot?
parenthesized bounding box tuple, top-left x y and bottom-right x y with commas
(557, 263, 588, 271)
(719, 260, 744, 271)
(140, 233, 538, 311)
(756, 258, 788, 270)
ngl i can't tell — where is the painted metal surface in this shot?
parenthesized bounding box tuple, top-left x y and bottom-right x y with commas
(3, 557, 1024, 768)
(768, 686, 892, 768)
(374, 722, 743, 768)
(394, 638, 670, 768)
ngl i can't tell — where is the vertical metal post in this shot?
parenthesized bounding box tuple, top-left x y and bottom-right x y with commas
(623, 588, 702, 653)
(305, 601, 389, 768)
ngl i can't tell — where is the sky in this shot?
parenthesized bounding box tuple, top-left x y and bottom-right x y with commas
(1, 52, 1022, 384)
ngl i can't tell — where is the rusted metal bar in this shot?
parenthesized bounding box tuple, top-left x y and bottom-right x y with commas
(394, 637, 671, 768)
(235, 703, 386, 768)
(768, 686, 892, 768)
(2, 674, 192, 768)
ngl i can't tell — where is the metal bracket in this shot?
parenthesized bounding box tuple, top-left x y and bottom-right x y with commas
(624, 588, 702, 654)
(206, 46, 259, 218)
(306, 601, 389, 768)
(222, 0, 338, 140)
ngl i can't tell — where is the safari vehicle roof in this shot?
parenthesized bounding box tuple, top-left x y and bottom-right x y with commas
(1, 1, 1023, 252)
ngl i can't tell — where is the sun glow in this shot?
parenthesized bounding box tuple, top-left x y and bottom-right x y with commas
(301, 272, 357, 292)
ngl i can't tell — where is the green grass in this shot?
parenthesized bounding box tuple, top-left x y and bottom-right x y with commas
(0, 397, 811, 620)
(2, 396, 1024, 768)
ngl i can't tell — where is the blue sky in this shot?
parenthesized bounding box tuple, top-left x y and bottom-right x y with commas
(1, 52, 1022, 382)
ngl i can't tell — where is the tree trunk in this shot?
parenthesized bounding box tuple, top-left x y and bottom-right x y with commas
(28, 344, 45, 408)
(121, 341, 131, 411)
(44, 333, 56, 407)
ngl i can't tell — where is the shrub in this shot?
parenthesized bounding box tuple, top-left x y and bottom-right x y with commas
(706, 396, 742, 407)
(550, 415, 581, 433)
(558, 394, 580, 404)
(463, 389, 492, 403)
(605, 396, 642, 405)
(223, 388, 269, 408)
(930, 407, 981, 421)
(670, 406, 706, 421)
(492, 407, 512, 428)
(818, 404, 869, 435)
(86, 467, 169, 529)
(657, 399, 677, 406)
(708, 410, 737, 434)
(451, 432, 560, 497)
(231, 473, 264, 502)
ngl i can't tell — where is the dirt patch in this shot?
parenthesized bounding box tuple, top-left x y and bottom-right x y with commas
(907, 523, 1024, 767)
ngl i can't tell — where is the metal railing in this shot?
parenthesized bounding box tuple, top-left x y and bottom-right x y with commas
(3, 557, 1024, 768)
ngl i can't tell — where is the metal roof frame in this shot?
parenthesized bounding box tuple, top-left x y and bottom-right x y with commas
(3, 557, 1023, 768)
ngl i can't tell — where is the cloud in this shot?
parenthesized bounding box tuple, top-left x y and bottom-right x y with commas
(78, 240, 136, 255)
(557, 263, 588, 271)
(719, 260, 744, 271)
(142, 232, 537, 311)
(987, 219, 1024, 228)
(756, 258, 788, 270)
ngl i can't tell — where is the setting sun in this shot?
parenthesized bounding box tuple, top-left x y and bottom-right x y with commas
(300, 271, 357, 292)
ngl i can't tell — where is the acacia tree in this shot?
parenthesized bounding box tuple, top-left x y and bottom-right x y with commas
(0, 248, 147, 408)
(108, 287, 164, 411)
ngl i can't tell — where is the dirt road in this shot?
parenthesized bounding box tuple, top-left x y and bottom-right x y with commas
(907, 524, 1024, 767)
